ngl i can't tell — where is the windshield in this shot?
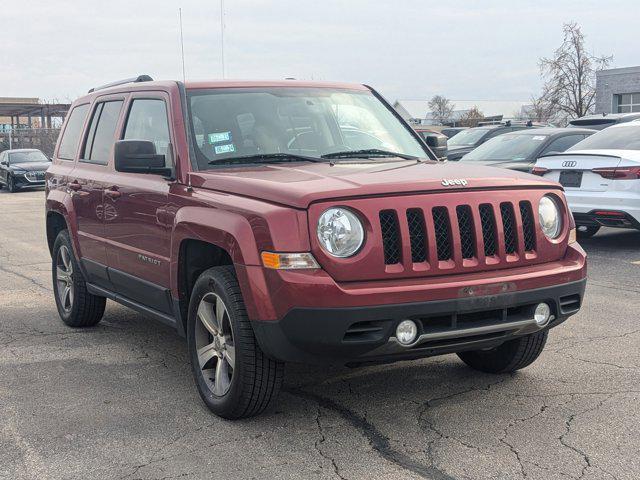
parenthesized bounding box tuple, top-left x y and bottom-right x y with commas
(447, 128, 490, 147)
(568, 125, 640, 151)
(186, 87, 429, 168)
(463, 134, 548, 161)
(9, 150, 48, 164)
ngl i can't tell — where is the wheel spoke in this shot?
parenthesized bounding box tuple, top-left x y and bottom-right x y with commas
(223, 343, 235, 368)
(213, 357, 231, 396)
(215, 298, 226, 327)
(60, 247, 72, 271)
(197, 342, 218, 370)
(62, 285, 71, 309)
(56, 266, 67, 281)
(197, 300, 219, 335)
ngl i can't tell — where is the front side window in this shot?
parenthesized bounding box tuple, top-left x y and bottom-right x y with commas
(617, 93, 640, 113)
(186, 87, 429, 168)
(123, 99, 171, 165)
(58, 104, 89, 160)
(463, 134, 549, 161)
(9, 150, 49, 164)
(447, 128, 490, 147)
(568, 125, 640, 151)
(82, 101, 123, 165)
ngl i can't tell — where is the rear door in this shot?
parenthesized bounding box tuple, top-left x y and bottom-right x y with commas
(536, 152, 623, 192)
(71, 97, 125, 280)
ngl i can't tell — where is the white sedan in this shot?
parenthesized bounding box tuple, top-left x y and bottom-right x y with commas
(532, 122, 640, 237)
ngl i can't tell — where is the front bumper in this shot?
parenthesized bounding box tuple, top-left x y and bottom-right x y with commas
(252, 278, 586, 365)
(12, 173, 46, 187)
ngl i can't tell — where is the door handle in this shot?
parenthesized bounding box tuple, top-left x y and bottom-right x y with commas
(104, 187, 122, 199)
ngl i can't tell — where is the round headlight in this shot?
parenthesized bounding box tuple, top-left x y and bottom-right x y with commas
(538, 195, 562, 239)
(317, 208, 364, 258)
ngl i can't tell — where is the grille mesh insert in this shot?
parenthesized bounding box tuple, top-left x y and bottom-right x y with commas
(519, 201, 536, 252)
(432, 207, 452, 261)
(500, 202, 518, 254)
(479, 204, 497, 256)
(379, 210, 401, 264)
(456, 205, 476, 259)
(406, 209, 427, 263)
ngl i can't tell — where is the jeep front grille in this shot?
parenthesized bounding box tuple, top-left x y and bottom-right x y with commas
(379, 199, 541, 267)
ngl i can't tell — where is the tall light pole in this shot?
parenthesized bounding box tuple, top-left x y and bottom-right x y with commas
(220, 0, 226, 79)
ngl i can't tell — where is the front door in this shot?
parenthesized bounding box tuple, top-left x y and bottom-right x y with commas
(102, 93, 176, 315)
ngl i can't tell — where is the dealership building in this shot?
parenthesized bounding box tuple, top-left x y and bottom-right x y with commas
(595, 66, 640, 114)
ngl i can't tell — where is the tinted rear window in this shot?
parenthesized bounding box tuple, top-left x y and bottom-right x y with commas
(58, 104, 89, 160)
(568, 125, 640, 151)
(82, 101, 123, 164)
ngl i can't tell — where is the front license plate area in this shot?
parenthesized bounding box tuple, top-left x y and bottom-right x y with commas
(559, 170, 582, 188)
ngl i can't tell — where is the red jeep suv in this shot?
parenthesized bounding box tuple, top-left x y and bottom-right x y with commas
(46, 76, 587, 419)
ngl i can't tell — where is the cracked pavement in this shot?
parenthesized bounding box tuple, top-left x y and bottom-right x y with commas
(1, 189, 639, 480)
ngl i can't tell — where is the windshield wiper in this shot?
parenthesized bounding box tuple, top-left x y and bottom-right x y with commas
(208, 152, 325, 165)
(320, 149, 418, 160)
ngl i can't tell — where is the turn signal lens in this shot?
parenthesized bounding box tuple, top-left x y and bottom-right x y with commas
(261, 252, 320, 270)
(568, 228, 577, 244)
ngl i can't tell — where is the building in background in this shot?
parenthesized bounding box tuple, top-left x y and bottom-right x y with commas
(595, 66, 640, 114)
(393, 99, 530, 126)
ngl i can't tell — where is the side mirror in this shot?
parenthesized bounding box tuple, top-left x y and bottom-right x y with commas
(0, 160, 7, 166)
(114, 140, 172, 177)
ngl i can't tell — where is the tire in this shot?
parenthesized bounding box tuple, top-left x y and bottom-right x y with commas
(52, 230, 106, 327)
(7, 174, 18, 193)
(187, 265, 284, 419)
(457, 330, 548, 373)
(576, 225, 600, 239)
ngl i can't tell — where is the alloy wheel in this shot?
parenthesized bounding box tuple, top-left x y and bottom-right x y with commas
(195, 292, 236, 396)
(56, 245, 74, 312)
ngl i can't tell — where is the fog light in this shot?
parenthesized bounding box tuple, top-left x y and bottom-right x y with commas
(396, 320, 418, 346)
(534, 303, 551, 326)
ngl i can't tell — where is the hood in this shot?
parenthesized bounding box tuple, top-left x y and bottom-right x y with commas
(190, 159, 558, 209)
(9, 162, 50, 172)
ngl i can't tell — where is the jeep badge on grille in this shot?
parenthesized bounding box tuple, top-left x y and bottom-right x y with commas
(442, 178, 468, 186)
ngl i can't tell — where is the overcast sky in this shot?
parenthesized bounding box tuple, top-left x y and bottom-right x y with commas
(1, 0, 637, 103)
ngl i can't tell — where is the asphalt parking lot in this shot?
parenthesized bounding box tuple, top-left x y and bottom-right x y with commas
(1, 189, 639, 480)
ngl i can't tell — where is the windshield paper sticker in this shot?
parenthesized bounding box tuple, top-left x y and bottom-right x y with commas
(208, 132, 232, 144)
(214, 143, 236, 155)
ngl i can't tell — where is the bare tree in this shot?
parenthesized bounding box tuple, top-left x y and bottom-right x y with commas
(428, 95, 455, 124)
(458, 106, 484, 127)
(539, 23, 612, 119)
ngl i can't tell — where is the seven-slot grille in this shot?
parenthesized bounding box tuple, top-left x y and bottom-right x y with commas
(380, 201, 539, 266)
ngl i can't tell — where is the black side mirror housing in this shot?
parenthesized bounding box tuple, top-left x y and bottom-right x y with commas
(114, 140, 173, 177)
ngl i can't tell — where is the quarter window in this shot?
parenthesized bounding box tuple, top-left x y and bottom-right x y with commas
(123, 99, 171, 165)
(58, 104, 89, 160)
(82, 101, 123, 165)
(541, 135, 588, 155)
(617, 93, 640, 113)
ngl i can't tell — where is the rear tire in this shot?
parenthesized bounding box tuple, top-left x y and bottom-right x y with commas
(576, 225, 600, 238)
(457, 331, 548, 373)
(187, 266, 284, 419)
(52, 230, 106, 327)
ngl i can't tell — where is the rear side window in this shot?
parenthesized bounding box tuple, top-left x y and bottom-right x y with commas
(123, 99, 171, 163)
(58, 104, 89, 160)
(82, 101, 124, 165)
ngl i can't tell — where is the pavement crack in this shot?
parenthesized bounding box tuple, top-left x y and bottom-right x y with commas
(314, 406, 347, 480)
(0, 263, 52, 293)
(285, 388, 457, 480)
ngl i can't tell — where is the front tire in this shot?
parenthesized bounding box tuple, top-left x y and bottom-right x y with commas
(52, 230, 106, 327)
(457, 330, 548, 373)
(187, 266, 284, 419)
(7, 174, 18, 193)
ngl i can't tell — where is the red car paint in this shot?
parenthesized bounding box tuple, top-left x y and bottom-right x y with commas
(45, 80, 586, 347)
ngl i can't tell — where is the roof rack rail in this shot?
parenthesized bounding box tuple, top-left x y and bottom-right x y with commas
(88, 75, 154, 93)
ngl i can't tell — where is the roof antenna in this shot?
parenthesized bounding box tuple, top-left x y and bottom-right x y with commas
(220, 0, 226, 79)
(178, 8, 186, 83)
